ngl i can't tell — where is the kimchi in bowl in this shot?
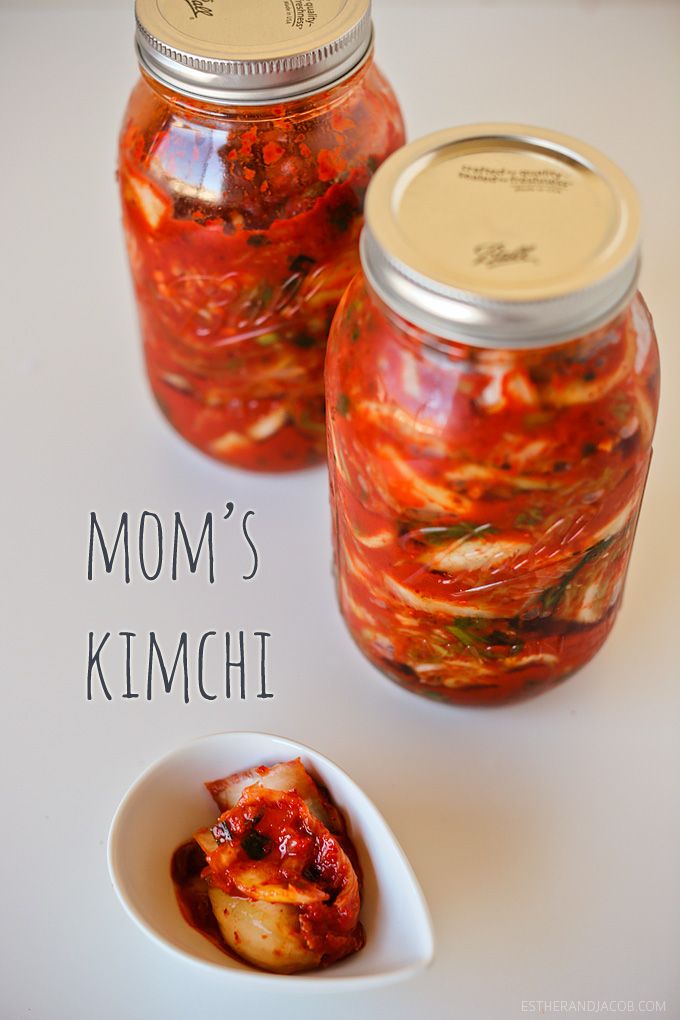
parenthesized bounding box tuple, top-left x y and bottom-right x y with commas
(107, 731, 433, 989)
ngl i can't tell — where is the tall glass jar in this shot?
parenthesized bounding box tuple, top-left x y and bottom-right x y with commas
(119, 0, 404, 472)
(326, 125, 659, 705)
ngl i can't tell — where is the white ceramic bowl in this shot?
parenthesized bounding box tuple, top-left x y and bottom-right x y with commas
(108, 731, 434, 990)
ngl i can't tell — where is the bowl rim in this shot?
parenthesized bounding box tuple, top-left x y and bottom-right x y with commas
(107, 729, 435, 991)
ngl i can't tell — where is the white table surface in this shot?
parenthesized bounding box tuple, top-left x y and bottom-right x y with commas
(1, 2, 679, 1018)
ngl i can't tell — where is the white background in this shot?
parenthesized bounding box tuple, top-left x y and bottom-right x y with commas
(1, 1, 679, 1018)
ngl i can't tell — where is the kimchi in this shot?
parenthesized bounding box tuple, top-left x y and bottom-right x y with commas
(172, 759, 364, 973)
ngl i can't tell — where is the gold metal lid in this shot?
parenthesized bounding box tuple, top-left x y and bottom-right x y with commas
(361, 124, 641, 348)
(135, 0, 372, 105)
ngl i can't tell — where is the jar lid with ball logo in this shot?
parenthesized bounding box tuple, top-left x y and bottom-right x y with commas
(361, 124, 641, 348)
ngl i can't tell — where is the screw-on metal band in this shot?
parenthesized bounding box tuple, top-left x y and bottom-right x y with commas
(135, 0, 373, 105)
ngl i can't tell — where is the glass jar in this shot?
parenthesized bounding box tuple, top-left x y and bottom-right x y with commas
(326, 125, 660, 705)
(119, 0, 404, 472)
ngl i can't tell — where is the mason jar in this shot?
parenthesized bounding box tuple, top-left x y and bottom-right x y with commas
(119, 0, 404, 472)
(326, 125, 659, 705)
